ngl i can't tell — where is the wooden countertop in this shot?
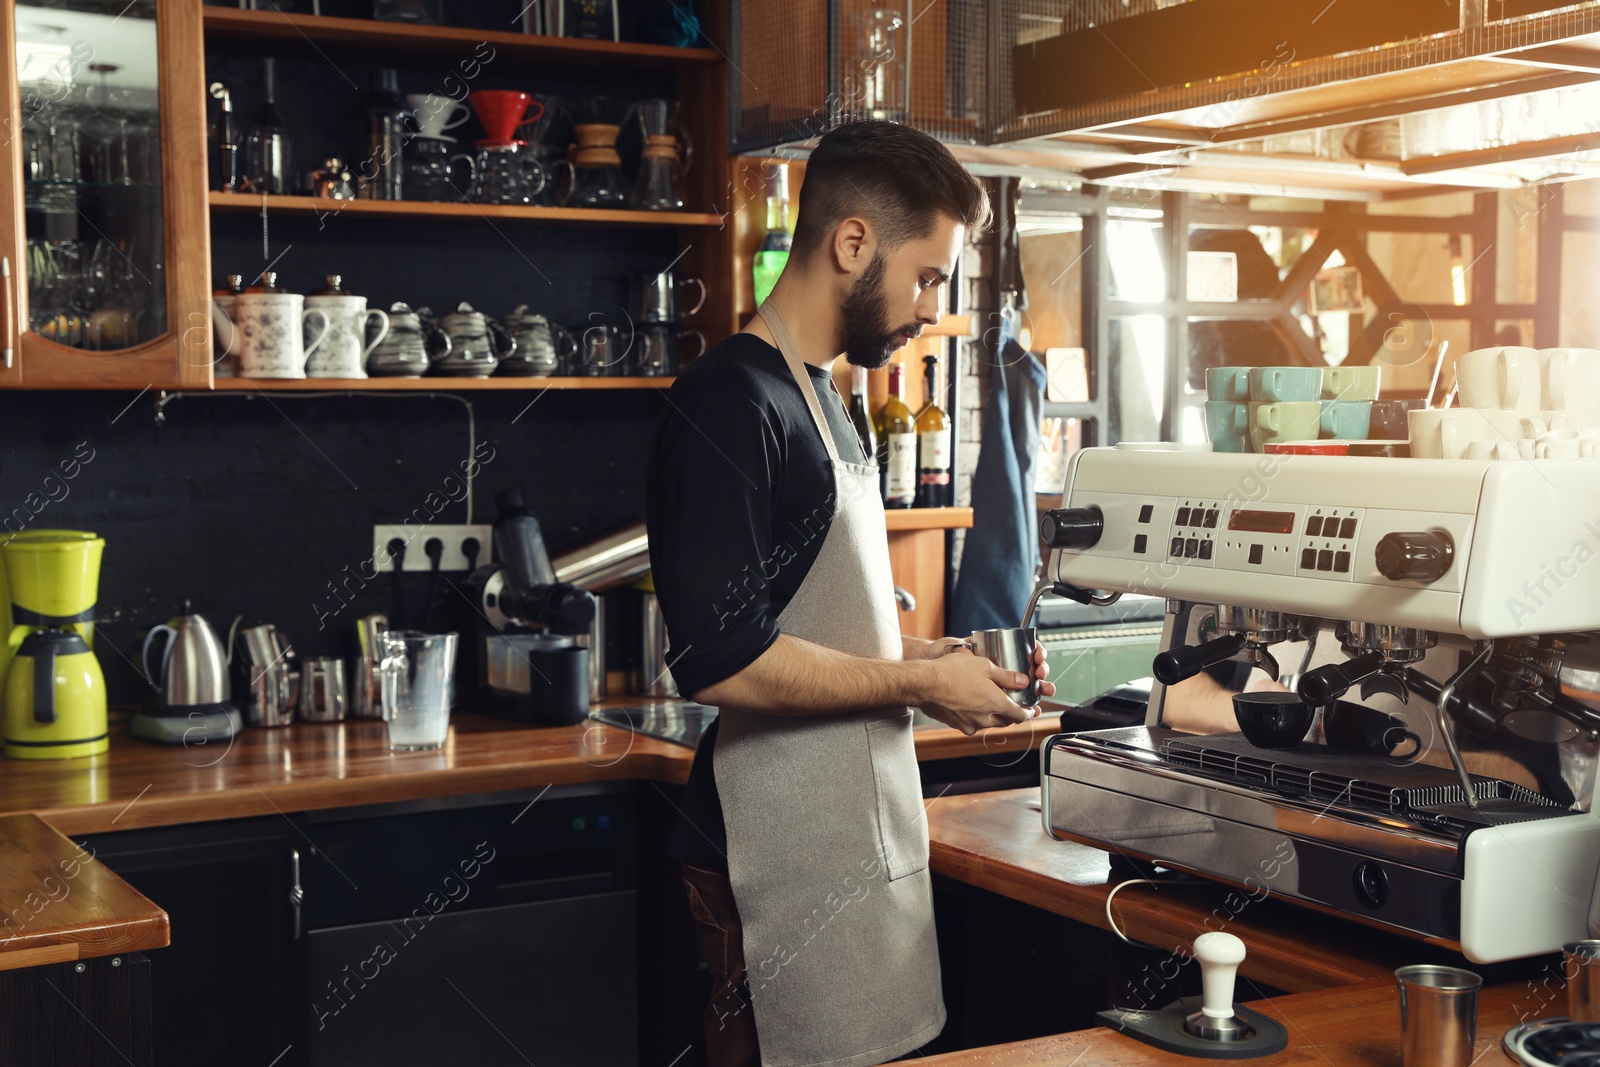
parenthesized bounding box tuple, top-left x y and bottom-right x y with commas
(927, 788, 1461, 994)
(0, 814, 168, 971)
(920, 976, 1551, 1066)
(0, 711, 1060, 837)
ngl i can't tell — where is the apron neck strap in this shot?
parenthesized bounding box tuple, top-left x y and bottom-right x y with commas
(757, 301, 844, 465)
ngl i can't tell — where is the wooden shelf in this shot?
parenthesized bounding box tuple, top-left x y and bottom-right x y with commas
(202, 7, 723, 71)
(885, 507, 973, 531)
(208, 192, 724, 228)
(211, 376, 673, 391)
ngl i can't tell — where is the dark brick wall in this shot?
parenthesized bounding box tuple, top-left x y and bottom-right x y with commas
(0, 387, 663, 703)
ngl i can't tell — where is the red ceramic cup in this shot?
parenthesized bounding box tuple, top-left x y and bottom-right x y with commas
(469, 91, 546, 145)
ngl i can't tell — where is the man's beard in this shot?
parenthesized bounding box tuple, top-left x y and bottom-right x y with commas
(841, 254, 920, 369)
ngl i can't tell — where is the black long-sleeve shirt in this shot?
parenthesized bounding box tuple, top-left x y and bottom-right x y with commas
(645, 333, 869, 871)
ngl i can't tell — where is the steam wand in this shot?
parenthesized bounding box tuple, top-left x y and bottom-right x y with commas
(1429, 642, 1494, 811)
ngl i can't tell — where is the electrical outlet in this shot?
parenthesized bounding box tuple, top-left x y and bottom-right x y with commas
(371, 524, 493, 573)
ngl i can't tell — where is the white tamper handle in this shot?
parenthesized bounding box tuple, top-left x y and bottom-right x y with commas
(1194, 932, 1247, 1020)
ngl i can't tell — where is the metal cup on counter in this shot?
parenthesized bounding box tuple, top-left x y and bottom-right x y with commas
(1395, 964, 1481, 1067)
(236, 623, 298, 727)
(636, 581, 678, 698)
(351, 614, 389, 719)
(299, 657, 348, 723)
(1567, 941, 1600, 1024)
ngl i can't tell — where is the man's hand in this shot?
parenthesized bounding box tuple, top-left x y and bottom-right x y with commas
(902, 635, 970, 660)
(918, 646, 1052, 736)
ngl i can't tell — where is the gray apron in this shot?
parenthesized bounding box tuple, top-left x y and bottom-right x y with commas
(713, 304, 945, 1067)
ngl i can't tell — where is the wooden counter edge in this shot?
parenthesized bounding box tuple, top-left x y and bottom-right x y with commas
(885, 507, 974, 531)
(0, 815, 169, 969)
(927, 789, 1398, 994)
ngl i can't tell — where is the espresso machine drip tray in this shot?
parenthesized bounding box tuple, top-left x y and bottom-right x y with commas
(1159, 733, 1558, 823)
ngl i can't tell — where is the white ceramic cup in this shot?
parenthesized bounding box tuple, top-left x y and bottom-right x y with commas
(1455, 346, 1541, 411)
(225, 293, 330, 379)
(1464, 438, 1533, 461)
(1542, 348, 1600, 410)
(1535, 428, 1600, 460)
(1408, 407, 1549, 459)
(407, 93, 470, 138)
(304, 295, 389, 379)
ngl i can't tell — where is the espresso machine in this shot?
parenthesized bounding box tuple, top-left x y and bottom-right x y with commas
(1038, 445, 1600, 964)
(462, 491, 596, 725)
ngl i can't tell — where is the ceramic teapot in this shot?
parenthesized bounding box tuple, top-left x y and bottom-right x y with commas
(501, 306, 576, 376)
(367, 301, 449, 378)
(434, 302, 514, 377)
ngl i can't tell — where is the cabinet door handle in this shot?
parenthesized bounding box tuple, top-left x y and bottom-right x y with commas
(2, 256, 13, 370)
(893, 586, 917, 612)
(288, 847, 304, 940)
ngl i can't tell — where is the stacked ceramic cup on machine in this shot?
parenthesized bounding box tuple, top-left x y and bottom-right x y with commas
(1410, 346, 1600, 459)
(1204, 365, 1394, 453)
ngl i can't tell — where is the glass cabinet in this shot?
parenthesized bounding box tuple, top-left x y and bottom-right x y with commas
(0, 0, 211, 388)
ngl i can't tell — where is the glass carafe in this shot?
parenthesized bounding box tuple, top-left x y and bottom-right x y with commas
(568, 96, 630, 210)
(464, 142, 547, 206)
(630, 99, 692, 211)
(16, 0, 166, 351)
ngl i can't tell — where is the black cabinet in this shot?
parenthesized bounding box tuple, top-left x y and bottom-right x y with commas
(82, 818, 310, 1067)
(84, 783, 639, 1067)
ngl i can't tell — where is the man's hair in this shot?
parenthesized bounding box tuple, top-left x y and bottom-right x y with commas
(790, 120, 990, 262)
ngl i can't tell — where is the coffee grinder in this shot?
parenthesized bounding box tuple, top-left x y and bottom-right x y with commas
(1, 531, 109, 759)
(462, 491, 596, 724)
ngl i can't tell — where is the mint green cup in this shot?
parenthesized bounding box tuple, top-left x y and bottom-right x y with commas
(1205, 401, 1249, 452)
(1320, 400, 1373, 440)
(1250, 366, 1323, 403)
(1323, 365, 1381, 401)
(1206, 366, 1252, 402)
(1250, 401, 1323, 451)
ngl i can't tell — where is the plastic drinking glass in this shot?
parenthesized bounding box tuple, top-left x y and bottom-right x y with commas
(380, 630, 458, 751)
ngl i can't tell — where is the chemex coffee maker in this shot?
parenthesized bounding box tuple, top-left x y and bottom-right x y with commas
(0, 531, 109, 759)
(462, 490, 596, 724)
(1037, 445, 1600, 974)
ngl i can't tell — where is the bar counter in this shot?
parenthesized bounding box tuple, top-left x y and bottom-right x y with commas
(919, 976, 1551, 1065)
(0, 710, 1064, 835)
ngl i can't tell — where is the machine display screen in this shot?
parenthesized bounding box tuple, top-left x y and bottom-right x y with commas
(1227, 509, 1296, 534)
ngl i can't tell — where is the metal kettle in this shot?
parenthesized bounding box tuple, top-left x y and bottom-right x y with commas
(142, 601, 231, 713)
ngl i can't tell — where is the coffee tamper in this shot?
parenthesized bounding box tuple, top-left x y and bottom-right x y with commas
(1185, 932, 1255, 1042)
(1095, 928, 1288, 1057)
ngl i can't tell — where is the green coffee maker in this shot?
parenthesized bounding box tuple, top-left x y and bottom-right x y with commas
(1, 531, 109, 759)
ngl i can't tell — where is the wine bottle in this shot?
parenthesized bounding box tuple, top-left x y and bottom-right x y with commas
(848, 364, 876, 464)
(751, 163, 791, 306)
(915, 354, 952, 508)
(875, 363, 916, 509)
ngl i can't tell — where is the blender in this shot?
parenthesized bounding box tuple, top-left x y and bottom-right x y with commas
(1, 531, 109, 759)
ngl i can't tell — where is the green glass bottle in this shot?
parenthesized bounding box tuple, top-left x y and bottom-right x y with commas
(752, 163, 791, 307)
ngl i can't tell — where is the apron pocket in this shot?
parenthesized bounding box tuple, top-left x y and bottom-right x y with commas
(865, 717, 929, 880)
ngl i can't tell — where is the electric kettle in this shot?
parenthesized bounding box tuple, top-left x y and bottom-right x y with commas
(133, 601, 241, 743)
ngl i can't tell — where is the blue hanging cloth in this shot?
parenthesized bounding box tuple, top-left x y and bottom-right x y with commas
(948, 337, 1047, 636)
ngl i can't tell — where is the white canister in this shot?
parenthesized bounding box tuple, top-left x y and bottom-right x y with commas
(304, 292, 389, 379)
(228, 292, 330, 379)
